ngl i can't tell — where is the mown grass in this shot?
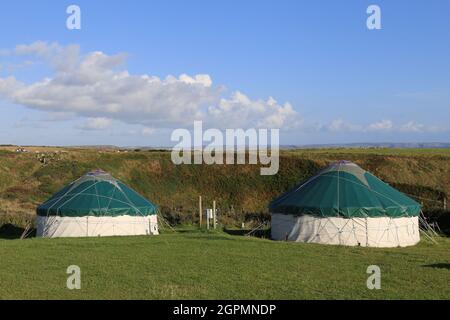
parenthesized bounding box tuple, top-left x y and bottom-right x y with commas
(0, 231, 449, 300)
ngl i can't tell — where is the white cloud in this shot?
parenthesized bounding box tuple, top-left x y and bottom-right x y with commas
(78, 117, 112, 130)
(325, 119, 362, 132)
(207, 92, 300, 129)
(141, 127, 155, 136)
(178, 74, 212, 87)
(367, 119, 393, 131)
(399, 121, 425, 133)
(398, 121, 449, 133)
(14, 41, 82, 72)
(0, 41, 300, 130)
(42, 112, 76, 121)
(0, 76, 22, 95)
(323, 119, 447, 134)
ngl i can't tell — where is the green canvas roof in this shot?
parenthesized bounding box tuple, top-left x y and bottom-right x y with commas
(37, 170, 157, 217)
(269, 161, 421, 218)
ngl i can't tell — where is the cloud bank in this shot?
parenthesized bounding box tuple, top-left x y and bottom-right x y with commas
(0, 41, 447, 137)
(0, 41, 299, 130)
(320, 119, 447, 134)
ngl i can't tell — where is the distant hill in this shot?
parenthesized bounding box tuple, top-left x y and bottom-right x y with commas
(284, 142, 450, 149)
(3, 142, 450, 150)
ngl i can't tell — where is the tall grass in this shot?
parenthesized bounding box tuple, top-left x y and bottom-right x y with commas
(0, 148, 448, 228)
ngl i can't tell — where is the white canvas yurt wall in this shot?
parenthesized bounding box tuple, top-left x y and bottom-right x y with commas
(271, 214, 420, 247)
(36, 215, 159, 238)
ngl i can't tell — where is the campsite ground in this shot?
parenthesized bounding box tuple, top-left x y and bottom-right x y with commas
(0, 229, 449, 300)
(0, 147, 449, 299)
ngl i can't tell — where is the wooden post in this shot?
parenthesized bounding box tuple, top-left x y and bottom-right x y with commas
(444, 198, 447, 211)
(213, 200, 216, 229)
(199, 196, 202, 227)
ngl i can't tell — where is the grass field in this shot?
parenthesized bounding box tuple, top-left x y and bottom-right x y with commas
(0, 147, 449, 300)
(0, 230, 449, 300)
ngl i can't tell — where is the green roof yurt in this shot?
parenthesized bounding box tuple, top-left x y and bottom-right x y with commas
(36, 170, 158, 238)
(269, 161, 421, 247)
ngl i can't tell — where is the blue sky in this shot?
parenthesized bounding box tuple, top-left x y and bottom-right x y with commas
(0, 0, 449, 146)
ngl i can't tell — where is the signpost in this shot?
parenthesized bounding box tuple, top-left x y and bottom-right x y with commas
(213, 200, 216, 229)
(199, 196, 202, 227)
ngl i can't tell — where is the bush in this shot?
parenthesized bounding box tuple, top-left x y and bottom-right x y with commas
(159, 206, 193, 226)
(423, 209, 450, 236)
(0, 212, 36, 239)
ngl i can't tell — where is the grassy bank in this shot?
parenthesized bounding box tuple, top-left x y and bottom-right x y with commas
(0, 147, 449, 228)
(0, 231, 449, 299)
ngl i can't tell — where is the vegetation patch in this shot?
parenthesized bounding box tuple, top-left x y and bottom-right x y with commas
(0, 148, 449, 229)
(0, 232, 448, 299)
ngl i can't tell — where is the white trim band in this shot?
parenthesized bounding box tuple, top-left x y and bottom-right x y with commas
(36, 215, 159, 238)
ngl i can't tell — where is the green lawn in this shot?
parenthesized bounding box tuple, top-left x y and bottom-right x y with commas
(1, 230, 449, 300)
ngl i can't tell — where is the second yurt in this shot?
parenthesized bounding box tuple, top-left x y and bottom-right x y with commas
(269, 161, 421, 247)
